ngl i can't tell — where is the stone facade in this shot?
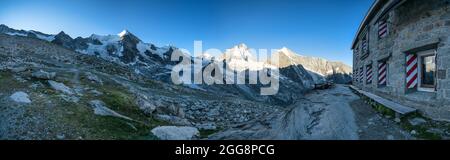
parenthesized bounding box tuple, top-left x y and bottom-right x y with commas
(352, 0, 450, 121)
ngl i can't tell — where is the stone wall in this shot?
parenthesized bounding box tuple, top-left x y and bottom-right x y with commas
(353, 0, 450, 121)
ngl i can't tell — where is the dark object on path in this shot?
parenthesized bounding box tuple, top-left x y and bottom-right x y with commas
(314, 81, 334, 90)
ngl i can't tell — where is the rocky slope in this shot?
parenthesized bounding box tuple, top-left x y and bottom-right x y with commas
(0, 33, 278, 139)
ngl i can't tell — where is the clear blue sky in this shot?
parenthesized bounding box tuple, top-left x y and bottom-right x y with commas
(0, 0, 374, 66)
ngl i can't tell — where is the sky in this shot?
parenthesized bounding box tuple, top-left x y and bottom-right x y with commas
(0, 0, 374, 66)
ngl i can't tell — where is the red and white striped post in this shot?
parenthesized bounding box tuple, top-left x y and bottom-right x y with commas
(406, 54, 418, 89)
(359, 67, 364, 83)
(378, 20, 388, 38)
(366, 64, 372, 84)
(378, 61, 387, 86)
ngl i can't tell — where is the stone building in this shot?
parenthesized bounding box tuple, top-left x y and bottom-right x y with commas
(351, 0, 450, 120)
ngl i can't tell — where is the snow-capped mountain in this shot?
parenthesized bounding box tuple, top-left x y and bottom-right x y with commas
(270, 47, 352, 84)
(217, 43, 272, 71)
(0, 24, 55, 42)
(0, 25, 178, 67)
(0, 24, 192, 84)
(72, 29, 177, 66)
(207, 45, 351, 84)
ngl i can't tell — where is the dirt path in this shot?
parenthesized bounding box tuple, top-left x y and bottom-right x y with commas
(210, 85, 412, 140)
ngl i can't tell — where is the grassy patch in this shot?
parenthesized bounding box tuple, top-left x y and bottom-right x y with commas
(47, 79, 170, 139)
(97, 86, 150, 122)
(399, 113, 443, 140)
(51, 99, 169, 140)
(372, 103, 396, 118)
(363, 95, 395, 118)
(0, 71, 28, 91)
(60, 102, 156, 139)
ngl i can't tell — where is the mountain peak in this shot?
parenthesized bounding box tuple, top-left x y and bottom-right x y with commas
(118, 30, 130, 37)
(280, 47, 290, 52)
(54, 31, 72, 40)
(236, 43, 248, 49)
(277, 47, 298, 58)
(0, 24, 10, 31)
(57, 31, 67, 35)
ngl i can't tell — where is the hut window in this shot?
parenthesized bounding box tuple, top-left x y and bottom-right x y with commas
(417, 50, 436, 92)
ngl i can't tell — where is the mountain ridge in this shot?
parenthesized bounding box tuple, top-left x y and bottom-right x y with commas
(0, 24, 351, 85)
(0, 24, 351, 80)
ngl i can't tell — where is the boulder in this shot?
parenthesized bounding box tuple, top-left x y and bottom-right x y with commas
(32, 69, 56, 80)
(408, 118, 427, 126)
(59, 95, 80, 103)
(89, 89, 103, 96)
(48, 80, 74, 95)
(207, 107, 220, 117)
(151, 126, 199, 140)
(169, 104, 185, 118)
(9, 66, 28, 73)
(155, 104, 185, 118)
(85, 72, 103, 84)
(136, 97, 156, 115)
(196, 122, 217, 130)
(89, 100, 133, 120)
(10, 91, 31, 103)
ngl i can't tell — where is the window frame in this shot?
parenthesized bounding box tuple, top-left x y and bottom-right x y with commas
(416, 49, 437, 92)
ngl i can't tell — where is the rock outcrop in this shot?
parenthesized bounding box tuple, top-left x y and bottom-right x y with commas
(32, 70, 56, 80)
(48, 80, 74, 95)
(89, 100, 133, 121)
(10, 91, 31, 103)
(151, 126, 200, 140)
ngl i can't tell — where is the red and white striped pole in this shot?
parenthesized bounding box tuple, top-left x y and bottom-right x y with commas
(366, 65, 372, 84)
(360, 67, 364, 83)
(379, 20, 388, 38)
(406, 54, 418, 89)
(378, 62, 387, 85)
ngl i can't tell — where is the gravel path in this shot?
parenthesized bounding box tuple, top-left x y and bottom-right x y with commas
(210, 85, 412, 140)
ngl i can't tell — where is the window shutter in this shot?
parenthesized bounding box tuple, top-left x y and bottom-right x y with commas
(361, 32, 369, 59)
(378, 61, 387, 85)
(366, 64, 373, 84)
(406, 53, 418, 89)
(360, 67, 364, 83)
(378, 19, 388, 38)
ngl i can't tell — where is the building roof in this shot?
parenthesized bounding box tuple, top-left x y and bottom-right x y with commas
(351, 0, 391, 49)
